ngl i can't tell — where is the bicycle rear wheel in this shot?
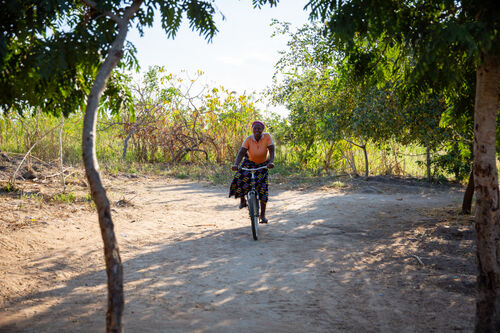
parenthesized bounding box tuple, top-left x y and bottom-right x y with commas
(248, 192, 259, 240)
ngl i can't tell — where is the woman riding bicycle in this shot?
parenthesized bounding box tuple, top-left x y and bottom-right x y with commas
(229, 120, 275, 224)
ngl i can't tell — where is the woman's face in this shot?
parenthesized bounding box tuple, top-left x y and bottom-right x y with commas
(252, 125, 264, 139)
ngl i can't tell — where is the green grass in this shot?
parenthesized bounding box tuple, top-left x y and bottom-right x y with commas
(50, 191, 77, 203)
(1, 111, 464, 184)
(21, 192, 44, 201)
(329, 180, 346, 188)
(83, 193, 92, 202)
(175, 173, 188, 179)
(1, 183, 16, 193)
(208, 165, 234, 185)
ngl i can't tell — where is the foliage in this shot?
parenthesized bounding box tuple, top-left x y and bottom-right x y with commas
(0, 110, 122, 164)
(0, 101, 450, 183)
(1, 1, 116, 115)
(269, 19, 482, 180)
(0, 0, 231, 116)
(118, 67, 262, 164)
(307, 0, 500, 87)
(50, 191, 77, 204)
(302, 0, 498, 182)
(1, 182, 15, 193)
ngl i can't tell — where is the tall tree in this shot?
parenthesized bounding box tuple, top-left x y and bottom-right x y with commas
(306, 0, 500, 329)
(270, 22, 449, 178)
(81, 3, 145, 331)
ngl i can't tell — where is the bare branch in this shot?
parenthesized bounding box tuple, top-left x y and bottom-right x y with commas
(97, 121, 126, 132)
(2, 152, 52, 166)
(344, 138, 365, 148)
(44, 168, 78, 179)
(411, 254, 425, 266)
(9, 123, 62, 184)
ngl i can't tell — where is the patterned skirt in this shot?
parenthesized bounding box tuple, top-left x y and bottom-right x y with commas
(229, 158, 269, 202)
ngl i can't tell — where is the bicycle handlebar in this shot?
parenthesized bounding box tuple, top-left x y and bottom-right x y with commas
(240, 166, 268, 171)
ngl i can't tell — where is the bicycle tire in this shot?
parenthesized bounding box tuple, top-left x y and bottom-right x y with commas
(248, 192, 259, 240)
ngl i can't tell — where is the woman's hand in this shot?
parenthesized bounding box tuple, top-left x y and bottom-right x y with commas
(231, 164, 239, 171)
(267, 162, 275, 169)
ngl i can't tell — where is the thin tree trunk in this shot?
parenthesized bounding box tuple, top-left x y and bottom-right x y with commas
(59, 118, 66, 192)
(345, 139, 367, 178)
(426, 146, 431, 182)
(122, 127, 137, 161)
(474, 53, 500, 332)
(324, 141, 335, 171)
(349, 145, 358, 176)
(81, 1, 143, 332)
(362, 144, 369, 179)
(462, 168, 474, 214)
(334, 142, 356, 177)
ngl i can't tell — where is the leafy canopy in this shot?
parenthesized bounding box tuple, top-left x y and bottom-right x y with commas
(306, 0, 500, 94)
(1, 0, 278, 116)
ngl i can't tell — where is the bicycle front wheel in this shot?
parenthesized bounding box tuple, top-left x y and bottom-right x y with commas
(248, 192, 259, 240)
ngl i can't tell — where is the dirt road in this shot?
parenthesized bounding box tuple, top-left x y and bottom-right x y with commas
(0, 176, 475, 332)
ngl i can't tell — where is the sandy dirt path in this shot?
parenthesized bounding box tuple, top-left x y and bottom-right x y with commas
(0, 176, 475, 332)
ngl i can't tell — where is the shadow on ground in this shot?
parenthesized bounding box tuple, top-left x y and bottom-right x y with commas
(0, 181, 475, 332)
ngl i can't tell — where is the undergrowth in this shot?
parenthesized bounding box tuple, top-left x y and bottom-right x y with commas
(50, 192, 77, 203)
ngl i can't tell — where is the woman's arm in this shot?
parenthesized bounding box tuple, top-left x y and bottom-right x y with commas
(232, 147, 248, 171)
(267, 144, 275, 168)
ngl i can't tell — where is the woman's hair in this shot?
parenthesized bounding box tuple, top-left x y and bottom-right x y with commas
(252, 120, 265, 129)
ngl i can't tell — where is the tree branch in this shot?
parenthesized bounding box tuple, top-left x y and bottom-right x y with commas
(344, 138, 365, 148)
(81, 0, 121, 24)
(122, 0, 144, 21)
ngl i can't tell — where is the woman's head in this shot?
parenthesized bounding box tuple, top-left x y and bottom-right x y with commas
(252, 120, 265, 130)
(252, 120, 266, 140)
(252, 121, 265, 139)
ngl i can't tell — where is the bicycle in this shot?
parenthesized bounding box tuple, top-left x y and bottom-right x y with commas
(240, 165, 268, 240)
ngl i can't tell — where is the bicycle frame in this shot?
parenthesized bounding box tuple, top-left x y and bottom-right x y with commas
(241, 165, 267, 240)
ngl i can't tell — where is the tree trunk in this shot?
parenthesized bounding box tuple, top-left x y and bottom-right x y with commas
(426, 146, 431, 182)
(348, 144, 358, 176)
(345, 139, 367, 178)
(81, 2, 143, 332)
(474, 53, 500, 332)
(335, 142, 356, 177)
(122, 127, 137, 161)
(362, 144, 369, 179)
(324, 141, 335, 171)
(462, 168, 474, 215)
(59, 118, 66, 192)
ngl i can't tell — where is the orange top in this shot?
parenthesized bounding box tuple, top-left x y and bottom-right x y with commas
(242, 133, 274, 164)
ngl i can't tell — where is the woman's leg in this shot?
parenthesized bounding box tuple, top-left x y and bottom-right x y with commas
(239, 196, 247, 208)
(230, 159, 251, 208)
(256, 169, 269, 223)
(260, 200, 267, 222)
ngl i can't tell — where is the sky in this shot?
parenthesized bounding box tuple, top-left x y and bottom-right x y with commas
(127, 1, 312, 115)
